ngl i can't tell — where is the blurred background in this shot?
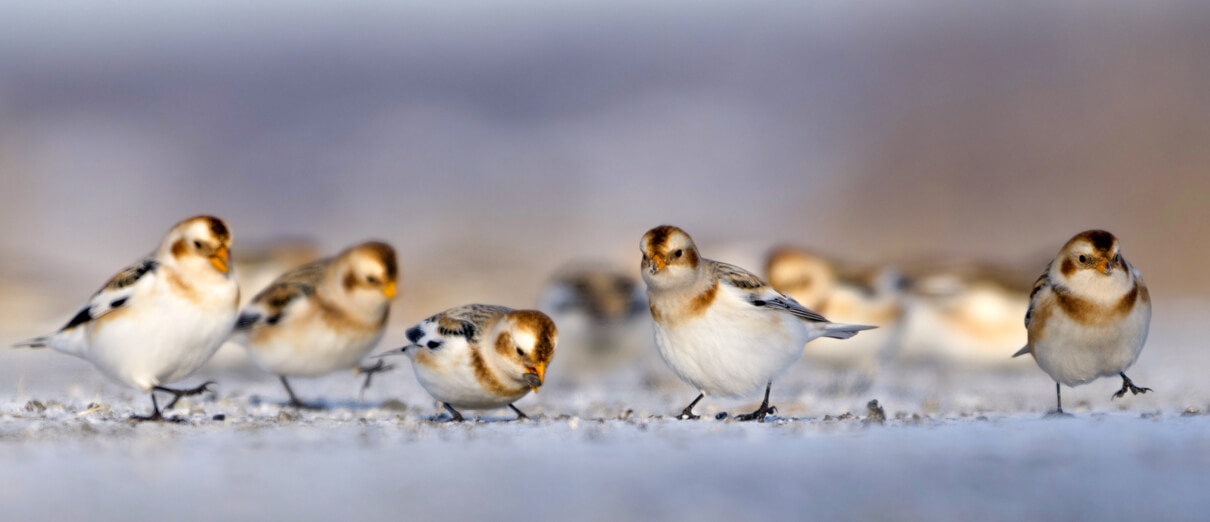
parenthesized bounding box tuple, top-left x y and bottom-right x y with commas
(2, 0, 1209, 378)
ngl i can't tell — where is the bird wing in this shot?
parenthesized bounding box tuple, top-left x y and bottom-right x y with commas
(1024, 264, 1051, 329)
(60, 258, 159, 331)
(234, 258, 329, 329)
(432, 304, 513, 343)
(710, 260, 830, 323)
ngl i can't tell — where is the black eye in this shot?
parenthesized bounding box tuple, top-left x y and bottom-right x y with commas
(194, 240, 203, 249)
(1078, 255, 1086, 263)
(674, 249, 683, 258)
(367, 276, 379, 284)
(516, 347, 524, 357)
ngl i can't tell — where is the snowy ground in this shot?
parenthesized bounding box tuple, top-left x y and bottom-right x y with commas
(1, 306, 1208, 521)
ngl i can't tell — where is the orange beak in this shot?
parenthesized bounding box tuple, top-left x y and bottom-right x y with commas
(210, 246, 230, 273)
(651, 256, 666, 273)
(524, 362, 547, 393)
(1096, 258, 1110, 275)
(383, 281, 397, 299)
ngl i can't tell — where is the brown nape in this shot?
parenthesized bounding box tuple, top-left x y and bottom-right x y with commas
(1069, 230, 1116, 254)
(508, 310, 557, 363)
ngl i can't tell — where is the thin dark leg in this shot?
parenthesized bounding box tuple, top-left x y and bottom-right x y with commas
(442, 403, 465, 422)
(154, 381, 215, 410)
(1056, 382, 1063, 414)
(131, 393, 182, 423)
(678, 393, 705, 420)
(279, 376, 315, 409)
(357, 359, 394, 399)
(1112, 372, 1152, 400)
(508, 404, 529, 421)
(735, 382, 777, 422)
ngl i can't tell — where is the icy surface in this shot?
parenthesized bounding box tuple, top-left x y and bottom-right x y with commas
(1, 308, 1209, 521)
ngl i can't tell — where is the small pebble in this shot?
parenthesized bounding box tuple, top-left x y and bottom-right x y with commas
(1181, 407, 1202, 417)
(865, 400, 886, 424)
(212, 414, 226, 421)
(380, 399, 408, 412)
(24, 400, 46, 413)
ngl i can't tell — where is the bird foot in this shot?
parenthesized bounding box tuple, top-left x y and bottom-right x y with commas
(676, 407, 700, 420)
(357, 360, 395, 398)
(156, 381, 216, 410)
(1111, 376, 1152, 400)
(130, 411, 185, 423)
(1044, 409, 1074, 418)
(735, 404, 777, 422)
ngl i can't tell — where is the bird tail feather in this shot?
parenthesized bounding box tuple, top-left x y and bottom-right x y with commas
(821, 323, 877, 340)
(11, 336, 49, 349)
(1011, 345, 1031, 358)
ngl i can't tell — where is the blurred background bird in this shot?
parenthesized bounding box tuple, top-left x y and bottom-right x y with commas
(764, 246, 907, 392)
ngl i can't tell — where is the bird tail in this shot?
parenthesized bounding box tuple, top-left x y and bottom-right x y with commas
(11, 336, 50, 349)
(821, 322, 877, 340)
(1011, 345, 1031, 358)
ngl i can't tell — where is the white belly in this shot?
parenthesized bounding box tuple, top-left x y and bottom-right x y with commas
(246, 322, 384, 377)
(1033, 303, 1150, 387)
(86, 292, 236, 392)
(654, 304, 807, 399)
(409, 344, 528, 410)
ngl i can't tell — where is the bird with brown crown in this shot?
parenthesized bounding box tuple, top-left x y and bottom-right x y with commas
(231, 241, 398, 408)
(12, 216, 239, 421)
(1013, 230, 1152, 415)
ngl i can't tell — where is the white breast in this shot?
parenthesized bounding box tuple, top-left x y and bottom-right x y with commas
(1032, 295, 1151, 387)
(408, 338, 528, 410)
(653, 286, 807, 399)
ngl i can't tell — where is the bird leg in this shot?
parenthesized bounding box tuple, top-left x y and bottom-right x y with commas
(442, 403, 466, 422)
(509, 404, 529, 421)
(131, 393, 184, 423)
(1112, 372, 1152, 400)
(735, 383, 777, 422)
(154, 381, 215, 410)
(356, 359, 395, 399)
(1044, 382, 1072, 417)
(677, 393, 705, 420)
(279, 376, 321, 409)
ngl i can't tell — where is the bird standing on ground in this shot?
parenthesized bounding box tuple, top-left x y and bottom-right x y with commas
(381, 304, 556, 421)
(231, 241, 398, 408)
(12, 215, 239, 421)
(640, 225, 875, 421)
(1013, 230, 1152, 414)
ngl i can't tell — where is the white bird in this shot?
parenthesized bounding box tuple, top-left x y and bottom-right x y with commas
(639, 225, 875, 421)
(1013, 230, 1152, 414)
(12, 215, 239, 421)
(231, 241, 398, 408)
(380, 304, 556, 421)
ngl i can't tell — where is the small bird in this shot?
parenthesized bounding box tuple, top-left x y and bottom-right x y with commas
(12, 215, 239, 421)
(1013, 230, 1152, 414)
(640, 225, 875, 421)
(380, 304, 556, 421)
(764, 247, 906, 389)
(898, 260, 1033, 368)
(231, 241, 398, 408)
(538, 264, 650, 380)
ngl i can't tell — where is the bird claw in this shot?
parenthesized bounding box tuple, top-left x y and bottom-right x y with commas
(1111, 375, 1152, 400)
(158, 381, 217, 410)
(735, 404, 776, 422)
(358, 360, 395, 399)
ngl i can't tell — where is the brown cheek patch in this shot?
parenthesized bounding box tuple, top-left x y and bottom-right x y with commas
(171, 239, 187, 259)
(470, 345, 527, 397)
(494, 331, 513, 357)
(509, 310, 557, 364)
(1060, 258, 1076, 277)
(164, 270, 199, 303)
(685, 248, 699, 269)
(342, 270, 358, 292)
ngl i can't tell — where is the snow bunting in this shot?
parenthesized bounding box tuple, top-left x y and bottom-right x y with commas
(765, 247, 906, 389)
(1013, 230, 1151, 414)
(640, 226, 875, 421)
(231, 241, 398, 408)
(12, 215, 239, 421)
(380, 305, 556, 421)
(538, 264, 650, 379)
(898, 260, 1033, 368)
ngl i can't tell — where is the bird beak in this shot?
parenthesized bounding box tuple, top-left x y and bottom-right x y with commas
(373, 345, 411, 358)
(650, 256, 666, 274)
(383, 281, 397, 299)
(1096, 258, 1110, 275)
(210, 246, 230, 273)
(523, 362, 547, 393)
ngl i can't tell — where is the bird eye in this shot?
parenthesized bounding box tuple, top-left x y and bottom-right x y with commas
(516, 347, 525, 357)
(1078, 255, 1086, 263)
(367, 275, 379, 284)
(193, 240, 203, 249)
(674, 249, 683, 258)
(1113, 254, 1120, 263)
